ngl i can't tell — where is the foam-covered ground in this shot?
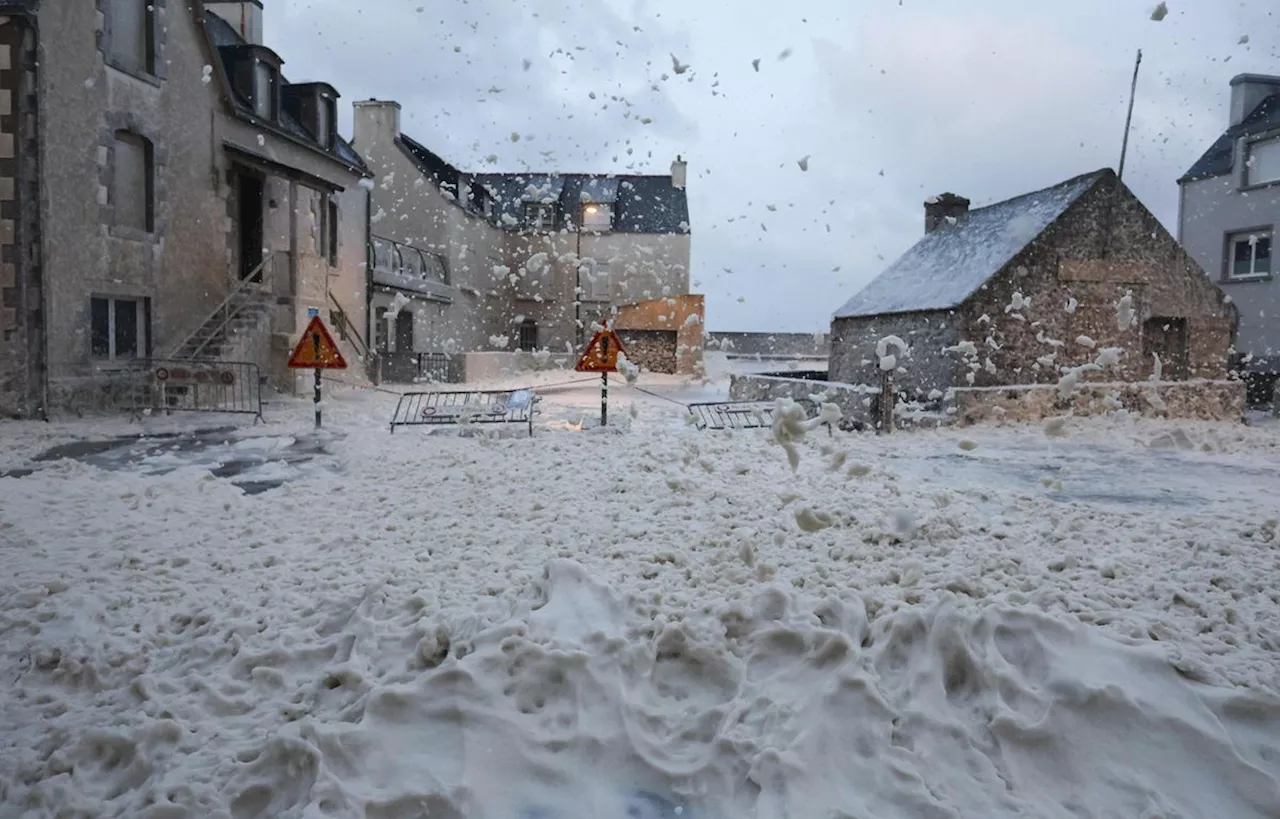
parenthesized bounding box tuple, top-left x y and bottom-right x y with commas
(2, 383, 1280, 818)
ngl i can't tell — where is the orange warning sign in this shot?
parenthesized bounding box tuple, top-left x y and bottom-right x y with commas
(287, 316, 348, 369)
(574, 328, 627, 373)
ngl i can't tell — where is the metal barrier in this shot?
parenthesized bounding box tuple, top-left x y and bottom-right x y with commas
(688, 399, 831, 435)
(133, 359, 264, 422)
(390, 388, 537, 435)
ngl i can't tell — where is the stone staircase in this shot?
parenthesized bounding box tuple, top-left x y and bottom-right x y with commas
(168, 253, 282, 362)
(170, 288, 274, 361)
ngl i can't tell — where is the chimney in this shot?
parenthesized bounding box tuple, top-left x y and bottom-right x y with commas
(352, 99, 401, 152)
(205, 0, 264, 46)
(671, 155, 687, 189)
(1229, 73, 1280, 127)
(924, 192, 970, 234)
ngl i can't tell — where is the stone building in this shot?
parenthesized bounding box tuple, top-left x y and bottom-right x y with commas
(1178, 72, 1280, 403)
(0, 0, 369, 418)
(352, 99, 701, 379)
(830, 169, 1237, 399)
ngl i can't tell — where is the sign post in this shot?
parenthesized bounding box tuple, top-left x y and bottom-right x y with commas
(287, 314, 348, 429)
(574, 326, 627, 428)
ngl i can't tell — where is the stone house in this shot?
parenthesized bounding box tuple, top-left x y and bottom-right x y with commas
(352, 99, 701, 379)
(0, 0, 370, 418)
(1178, 72, 1280, 403)
(830, 169, 1237, 400)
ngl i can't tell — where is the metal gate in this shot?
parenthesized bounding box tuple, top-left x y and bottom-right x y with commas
(133, 359, 264, 422)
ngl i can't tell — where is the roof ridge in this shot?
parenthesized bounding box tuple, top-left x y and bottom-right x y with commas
(968, 168, 1111, 216)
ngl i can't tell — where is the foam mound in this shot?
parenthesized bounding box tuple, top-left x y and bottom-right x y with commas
(4, 559, 1279, 818)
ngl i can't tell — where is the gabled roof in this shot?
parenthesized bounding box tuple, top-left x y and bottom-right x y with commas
(833, 170, 1108, 320)
(202, 11, 368, 176)
(1181, 93, 1280, 183)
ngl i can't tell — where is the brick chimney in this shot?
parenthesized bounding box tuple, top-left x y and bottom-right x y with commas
(1229, 73, 1280, 127)
(924, 192, 970, 234)
(205, 0, 264, 46)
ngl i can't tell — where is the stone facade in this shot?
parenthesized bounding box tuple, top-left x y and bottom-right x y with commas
(0, 2, 371, 416)
(831, 171, 1237, 408)
(353, 99, 695, 376)
(0, 10, 40, 417)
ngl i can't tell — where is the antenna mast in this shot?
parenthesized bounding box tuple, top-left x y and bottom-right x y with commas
(1118, 49, 1143, 181)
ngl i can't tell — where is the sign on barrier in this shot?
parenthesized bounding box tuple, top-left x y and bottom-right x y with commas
(134, 359, 264, 423)
(390, 388, 537, 435)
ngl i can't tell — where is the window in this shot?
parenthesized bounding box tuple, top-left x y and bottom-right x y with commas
(523, 203, 557, 231)
(253, 61, 279, 120)
(374, 306, 389, 352)
(1228, 231, 1272, 280)
(323, 196, 339, 266)
(519, 319, 538, 352)
(1246, 138, 1280, 187)
(372, 238, 395, 271)
(108, 0, 156, 75)
(584, 259, 611, 302)
(90, 296, 148, 361)
(113, 131, 154, 233)
(581, 202, 613, 232)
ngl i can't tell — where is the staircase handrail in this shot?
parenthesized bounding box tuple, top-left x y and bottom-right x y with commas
(327, 290, 372, 362)
(169, 252, 278, 359)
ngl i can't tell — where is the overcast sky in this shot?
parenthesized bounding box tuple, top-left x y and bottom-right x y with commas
(269, 0, 1279, 333)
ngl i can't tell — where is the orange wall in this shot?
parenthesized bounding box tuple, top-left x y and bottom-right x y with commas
(615, 294, 705, 375)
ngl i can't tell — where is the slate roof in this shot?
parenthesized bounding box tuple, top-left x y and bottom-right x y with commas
(833, 170, 1108, 320)
(393, 133, 690, 235)
(203, 12, 368, 175)
(1181, 93, 1280, 182)
(476, 172, 690, 234)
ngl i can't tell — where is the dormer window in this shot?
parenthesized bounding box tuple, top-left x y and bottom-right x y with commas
(581, 203, 613, 232)
(282, 83, 340, 151)
(1245, 137, 1280, 187)
(523, 203, 557, 230)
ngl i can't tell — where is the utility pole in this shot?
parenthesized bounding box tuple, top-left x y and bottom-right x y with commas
(1118, 49, 1142, 181)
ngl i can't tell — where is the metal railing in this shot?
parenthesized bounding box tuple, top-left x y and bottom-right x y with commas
(327, 291, 371, 363)
(132, 359, 264, 422)
(390, 388, 536, 435)
(688, 398, 831, 435)
(168, 252, 281, 359)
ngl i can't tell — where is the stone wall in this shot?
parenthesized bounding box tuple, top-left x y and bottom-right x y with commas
(946, 379, 1246, 425)
(710, 331, 829, 357)
(729, 373, 879, 426)
(612, 293, 704, 375)
(617, 329, 677, 373)
(829, 310, 960, 398)
(958, 172, 1236, 389)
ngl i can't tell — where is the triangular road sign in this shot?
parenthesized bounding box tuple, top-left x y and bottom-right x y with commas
(288, 316, 348, 369)
(574, 328, 627, 373)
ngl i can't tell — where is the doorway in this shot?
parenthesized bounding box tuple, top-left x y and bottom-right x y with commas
(236, 170, 265, 281)
(1142, 317, 1189, 381)
(395, 310, 414, 353)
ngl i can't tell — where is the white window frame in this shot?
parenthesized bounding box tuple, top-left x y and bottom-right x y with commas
(90, 296, 148, 361)
(1226, 230, 1273, 281)
(1245, 136, 1280, 187)
(523, 202, 556, 231)
(585, 259, 611, 302)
